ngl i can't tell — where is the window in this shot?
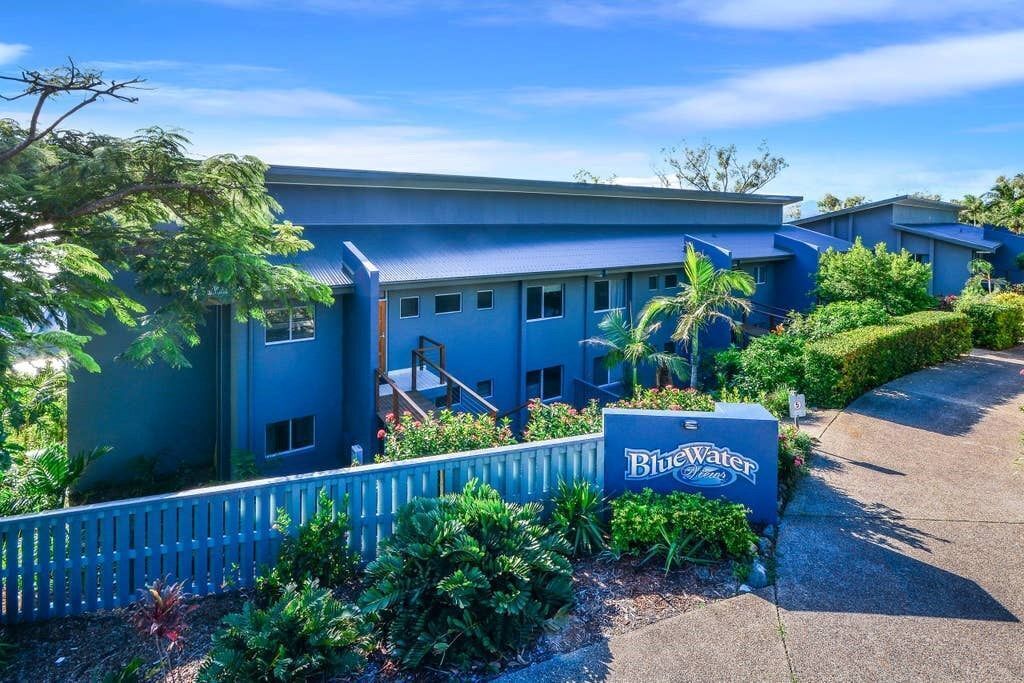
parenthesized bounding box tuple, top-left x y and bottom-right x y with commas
(911, 253, 930, 264)
(476, 379, 493, 398)
(435, 292, 462, 315)
(526, 365, 562, 401)
(265, 305, 315, 344)
(476, 290, 494, 310)
(664, 274, 679, 289)
(753, 265, 768, 285)
(648, 275, 659, 291)
(592, 356, 609, 386)
(266, 415, 315, 456)
(399, 296, 420, 319)
(526, 284, 563, 321)
(593, 279, 626, 312)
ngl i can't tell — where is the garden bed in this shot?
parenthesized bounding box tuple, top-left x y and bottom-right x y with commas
(3, 555, 739, 683)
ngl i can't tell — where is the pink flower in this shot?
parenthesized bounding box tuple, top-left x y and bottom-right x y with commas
(385, 412, 395, 423)
(376, 429, 386, 439)
(794, 457, 804, 467)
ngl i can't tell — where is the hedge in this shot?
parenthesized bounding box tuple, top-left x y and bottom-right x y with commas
(957, 300, 1024, 350)
(804, 310, 971, 408)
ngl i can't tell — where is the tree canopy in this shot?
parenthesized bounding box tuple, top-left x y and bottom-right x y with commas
(654, 140, 787, 194)
(0, 62, 331, 434)
(816, 193, 867, 213)
(959, 174, 1024, 232)
(814, 238, 933, 315)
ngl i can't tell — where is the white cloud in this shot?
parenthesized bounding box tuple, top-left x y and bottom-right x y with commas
(696, 0, 1017, 30)
(639, 30, 1024, 128)
(967, 121, 1024, 134)
(0, 42, 28, 65)
(139, 85, 375, 118)
(88, 59, 283, 75)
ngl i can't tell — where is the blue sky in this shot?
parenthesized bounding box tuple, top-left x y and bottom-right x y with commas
(3, 1, 1024, 213)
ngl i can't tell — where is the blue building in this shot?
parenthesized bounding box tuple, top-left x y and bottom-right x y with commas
(70, 167, 858, 481)
(791, 195, 1024, 296)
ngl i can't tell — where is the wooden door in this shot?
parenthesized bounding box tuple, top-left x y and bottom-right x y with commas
(377, 298, 387, 371)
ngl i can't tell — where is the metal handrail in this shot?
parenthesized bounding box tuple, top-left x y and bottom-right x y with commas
(411, 351, 498, 418)
(376, 369, 429, 422)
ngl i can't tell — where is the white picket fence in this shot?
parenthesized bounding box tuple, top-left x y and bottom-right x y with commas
(0, 434, 603, 624)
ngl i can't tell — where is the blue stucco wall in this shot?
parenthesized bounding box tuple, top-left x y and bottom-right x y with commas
(801, 205, 896, 249)
(933, 241, 974, 296)
(69, 286, 219, 489)
(892, 204, 959, 225)
(269, 185, 784, 227)
(341, 243, 379, 459)
(773, 233, 824, 312)
(233, 298, 345, 475)
(985, 226, 1024, 283)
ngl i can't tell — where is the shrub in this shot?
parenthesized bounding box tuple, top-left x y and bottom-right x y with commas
(717, 385, 790, 419)
(523, 400, 602, 441)
(956, 299, 1023, 350)
(550, 479, 606, 557)
(359, 480, 573, 671)
(128, 578, 196, 680)
(735, 332, 806, 395)
(198, 584, 368, 682)
(610, 489, 756, 562)
(815, 238, 934, 315)
(711, 346, 743, 389)
(609, 386, 715, 411)
(803, 310, 971, 408)
(379, 409, 515, 462)
(1017, 252, 1024, 270)
(256, 490, 359, 606)
(778, 425, 813, 493)
(788, 299, 891, 340)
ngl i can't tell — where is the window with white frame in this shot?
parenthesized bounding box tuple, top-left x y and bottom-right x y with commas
(434, 292, 462, 315)
(593, 278, 626, 312)
(265, 415, 315, 456)
(911, 253, 930, 264)
(526, 365, 562, 401)
(648, 275, 659, 291)
(526, 284, 563, 321)
(664, 274, 679, 289)
(476, 289, 494, 310)
(753, 265, 768, 285)
(399, 296, 420, 319)
(265, 305, 315, 344)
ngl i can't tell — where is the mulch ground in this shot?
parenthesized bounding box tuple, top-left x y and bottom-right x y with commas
(2, 556, 740, 682)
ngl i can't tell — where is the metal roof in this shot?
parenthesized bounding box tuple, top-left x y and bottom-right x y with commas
(266, 165, 802, 206)
(777, 225, 853, 251)
(790, 195, 961, 225)
(893, 223, 1003, 252)
(292, 224, 796, 286)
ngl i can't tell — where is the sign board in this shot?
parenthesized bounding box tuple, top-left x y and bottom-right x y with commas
(603, 403, 779, 524)
(788, 392, 807, 419)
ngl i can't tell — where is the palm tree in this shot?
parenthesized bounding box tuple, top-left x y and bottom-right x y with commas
(644, 243, 756, 389)
(581, 308, 687, 396)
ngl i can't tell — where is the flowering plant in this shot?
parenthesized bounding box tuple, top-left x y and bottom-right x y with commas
(523, 399, 602, 441)
(610, 386, 715, 412)
(777, 425, 812, 494)
(377, 409, 515, 462)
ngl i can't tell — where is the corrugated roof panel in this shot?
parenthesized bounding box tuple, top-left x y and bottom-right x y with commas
(777, 225, 853, 251)
(289, 224, 795, 286)
(894, 223, 1002, 251)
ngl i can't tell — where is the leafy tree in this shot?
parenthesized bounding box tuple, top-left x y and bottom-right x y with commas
(655, 139, 787, 193)
(0, 443, 109, 514)
(814, 238, 933, 315)
(0, 61, 332, 453)
(580, 308, 686, 395)
(784, 203, 802, 221)
(957, 174, 1024, 232)
(816, 193, 866, 213)
(959, 193, 988, 226)
(645, 243, 755, 389)
(572, 169, 617, 184)
(963, 258, 1006, 296)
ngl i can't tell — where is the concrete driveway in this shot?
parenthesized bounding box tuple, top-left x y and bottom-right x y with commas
(501, 348, 1024, 682)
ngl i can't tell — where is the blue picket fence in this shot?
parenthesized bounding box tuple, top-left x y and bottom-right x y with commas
(0, 434, 603, 624)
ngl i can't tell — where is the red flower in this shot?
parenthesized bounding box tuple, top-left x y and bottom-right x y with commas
(385, 412, 396, 423)
(376, 429, 386, 439)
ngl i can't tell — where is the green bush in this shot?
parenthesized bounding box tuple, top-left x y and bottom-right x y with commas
(378, 409, 516, 462)
(814, 238, 934, 315)
(711, 346, 743, 389)
(610, 489, 756, 562)
(550, 479, 606, 557)
(804, 310, 971, 408)
(788, 299, 891, 340)
(255, 491, 359, 606)
(523, 400, 603, 441)
(359, 481, 573, 671)
(609, 386, 715, 411)
(735, 333, 806, 395)
(716, 385, 790, 419)
(778, 425, 813, 493)
(957, 298, 1024, 350)
(198, 584, 369, 682)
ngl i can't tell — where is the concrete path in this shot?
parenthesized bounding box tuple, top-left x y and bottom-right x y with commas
(501, 348, 1024, 682)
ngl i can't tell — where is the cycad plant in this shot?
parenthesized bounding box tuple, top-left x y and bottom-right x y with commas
(581, 308, 687, 395)
(550, 479, 607, 557)
(645, 243, 755, 388)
